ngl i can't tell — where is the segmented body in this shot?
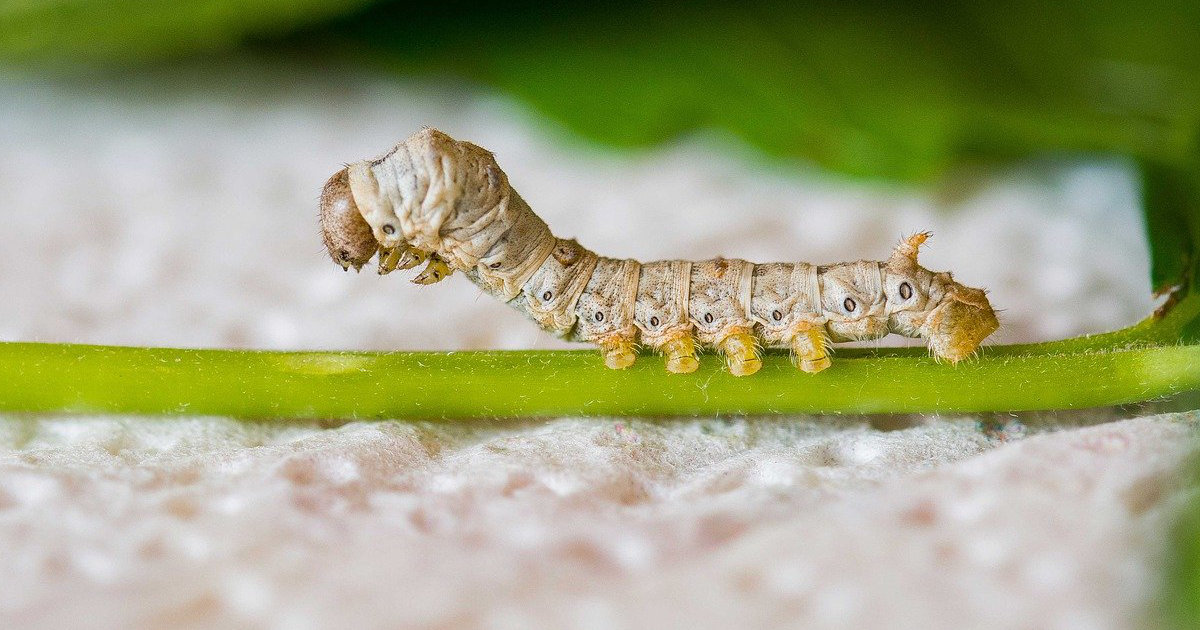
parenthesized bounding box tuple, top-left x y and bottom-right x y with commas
(320, 128, 998, 375)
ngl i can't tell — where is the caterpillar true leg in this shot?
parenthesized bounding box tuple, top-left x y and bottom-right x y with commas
(412, 253, 453, 285)
(320, 129, 1000, 375)
(377, 246, 403, 274)
(379, 243, 431, 275)
(395, 246, 429, 271)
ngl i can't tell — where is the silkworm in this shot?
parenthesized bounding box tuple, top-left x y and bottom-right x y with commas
(319, 128, 999, 375)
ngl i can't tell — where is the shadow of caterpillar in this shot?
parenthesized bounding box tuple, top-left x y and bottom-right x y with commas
(319, 128, 998, 376)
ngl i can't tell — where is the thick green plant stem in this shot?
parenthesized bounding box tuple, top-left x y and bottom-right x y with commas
(1, 338, 1197, 420)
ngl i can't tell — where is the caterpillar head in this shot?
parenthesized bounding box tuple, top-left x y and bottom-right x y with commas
(319, 167, 378, 271)
(884, 233, 998, 363)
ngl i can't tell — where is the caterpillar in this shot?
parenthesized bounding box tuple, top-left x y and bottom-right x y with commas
(319, 128, 998, 376)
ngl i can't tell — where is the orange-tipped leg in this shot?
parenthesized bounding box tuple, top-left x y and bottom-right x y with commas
(599, 336, 637, 370)
(789, 325, 831, 374)
(718, 328, 762, 376)
(661, 333, 700, 374)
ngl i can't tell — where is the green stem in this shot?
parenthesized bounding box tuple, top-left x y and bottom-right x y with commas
(1, 336, 1197, 419)
(1002, 289, 1200, 353)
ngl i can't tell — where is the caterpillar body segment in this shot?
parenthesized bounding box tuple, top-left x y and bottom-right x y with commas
(512, 238, 599, 333)
(319, 128, 999, 375)
(634, 260, 699, 373)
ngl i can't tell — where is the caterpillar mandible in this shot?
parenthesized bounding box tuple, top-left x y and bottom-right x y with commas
(319, 128, 999, 376)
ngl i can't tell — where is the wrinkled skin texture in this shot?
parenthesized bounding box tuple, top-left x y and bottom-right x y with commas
(319, 129, 999, 374)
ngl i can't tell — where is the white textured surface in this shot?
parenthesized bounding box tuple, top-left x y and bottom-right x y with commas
(0, 61, 1192, 629)
(1, 414, 1195, 630)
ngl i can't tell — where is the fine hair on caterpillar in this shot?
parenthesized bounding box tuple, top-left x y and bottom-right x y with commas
(319, 128, 999, 376)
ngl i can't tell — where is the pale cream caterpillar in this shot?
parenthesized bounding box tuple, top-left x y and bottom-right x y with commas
(319, 128, 999, 376)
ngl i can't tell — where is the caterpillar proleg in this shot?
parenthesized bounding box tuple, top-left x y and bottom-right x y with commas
(319, 128, 999, 375)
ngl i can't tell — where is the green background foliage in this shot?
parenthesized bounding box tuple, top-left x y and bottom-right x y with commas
(0, 0, 375, 62)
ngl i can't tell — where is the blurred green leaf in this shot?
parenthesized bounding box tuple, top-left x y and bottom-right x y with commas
(320, 1, 1200, 172)
(1141, 157, 1200, 344)
(0, 0, 374, 63)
